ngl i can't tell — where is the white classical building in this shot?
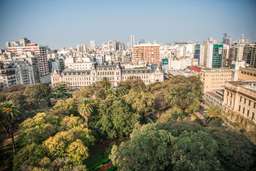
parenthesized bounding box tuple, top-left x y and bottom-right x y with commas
(51, 64, 164, 88)
(169, 57, 193, 70)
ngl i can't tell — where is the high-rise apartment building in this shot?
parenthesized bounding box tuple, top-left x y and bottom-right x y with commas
(212, 44, 223, 68)
(6, 38, 50, 79)
(15, 58, 39, 85)
(132, 43, 160, 65)
(6, 38, 39, 55)
(199, 44, 205, 66)
(0, 61, 16, 90)
(38, 46, 49, 77)
(223, 33, 231, 45)
(128, 35, 135, 48)
(228, 43, 245, 67)
(222, 44, 230, 67)
(194, 44, 201, 61)
(201, 40, 223, 68)
(243, 44, 256, 68)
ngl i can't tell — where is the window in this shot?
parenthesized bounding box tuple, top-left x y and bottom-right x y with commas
(243, 107, 245, 114)
(249, 100, 251, 106)
(238, 105, 241, 111)
(254, 103, 256, 109)
(244, 98, 246, 104)
(252, 112, 255, 120)
(240, 96, 242, 102)
(247, 110, 250, 117)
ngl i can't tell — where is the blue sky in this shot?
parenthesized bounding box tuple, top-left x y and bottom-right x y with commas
(0, 0, 256, 48)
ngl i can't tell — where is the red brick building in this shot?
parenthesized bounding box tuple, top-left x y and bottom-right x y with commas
(132, 43, 160, 65)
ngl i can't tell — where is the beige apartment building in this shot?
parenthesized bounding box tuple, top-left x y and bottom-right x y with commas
(223, 81, 256, 125)
(200, 68, 234, 93)
(132, 43, 160, 65)
(51, 64, 164, 88)
(237, 67, 256, 81)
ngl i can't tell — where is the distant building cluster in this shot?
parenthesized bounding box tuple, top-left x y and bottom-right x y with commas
(0, 33, 256, 132)
(0, 38, 50, 89)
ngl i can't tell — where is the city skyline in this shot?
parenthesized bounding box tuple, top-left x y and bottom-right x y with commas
(1, 1, 256, 170)
(1, 0, 256, 48)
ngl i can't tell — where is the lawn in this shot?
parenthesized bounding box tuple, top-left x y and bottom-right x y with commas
(86, 140, 114, 171)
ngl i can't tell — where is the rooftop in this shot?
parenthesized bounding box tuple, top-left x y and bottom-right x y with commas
(133, 43, 160, 47)
(227, 81, 256, 93)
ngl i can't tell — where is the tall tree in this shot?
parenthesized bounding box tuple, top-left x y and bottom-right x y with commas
(23, 84, 51, 107)
(97, 97, 139, 139)
(6, 91, 28, 112)
(19, 112, 60, 145)
(124, 89, 155, 116)
(15, 111, 95, 170)
(13, 143, 46, 171)
(209, 128, 256, 171)
(93, 78, 112, 99)
(171, 131, 223, 171)
(167, 76, 202, 119)
(78, 98, 97, 125)
(110, 124, 175, 171)
(51, 83, 71, 99)
(52, 98, 78, 115)
(0, 101, 20, 154)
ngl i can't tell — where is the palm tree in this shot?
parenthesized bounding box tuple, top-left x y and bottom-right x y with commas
(0, 101, 20, 154)
(78, 99, 96, 125)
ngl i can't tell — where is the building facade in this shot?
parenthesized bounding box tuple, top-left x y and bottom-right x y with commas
(237, 67, 256, 81)
(132, 43, 160, 65)
(243, 44, 256, 68)
(15, 58, 39, 85)
(212, 44, 223, 68)
(38, 46, 49, 77)
(201, 40, 223, 69)
(0, 61, 16, 89)
(194, 44, 201, 65)
(223, 81, 256, 125)
(200, 68, 233, 93)
(65, 61, 94, 70)
(6, 38, 49, 80)
(51, 64, 164, 88)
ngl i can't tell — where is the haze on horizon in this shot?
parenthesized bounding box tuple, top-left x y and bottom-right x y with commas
(0, 0, 256, 48)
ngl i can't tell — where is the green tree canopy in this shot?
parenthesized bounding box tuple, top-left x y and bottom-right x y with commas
(78, 98, 98, 125)
(19, 112, 60, 145)
(124, 89, 155, 116)
(13, 143, 46, 171)
(50, 83, 71, 99)
(167, 76, 202, 119)
(14, 108, 95, 171)
(110, 124, 175, 171)
(52, 98, 78, 115)
(97, 97, 139, 139)
(92, 78, 112, 99)
(171, 131, 222, 171)
(66, 139, 89, 164)
(117, 78, 146, 92)
(209, 128, 256, 171)
(110, 121, 256, 171)
(0, 101, 20, 154)
(23, 84, 51, 107)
